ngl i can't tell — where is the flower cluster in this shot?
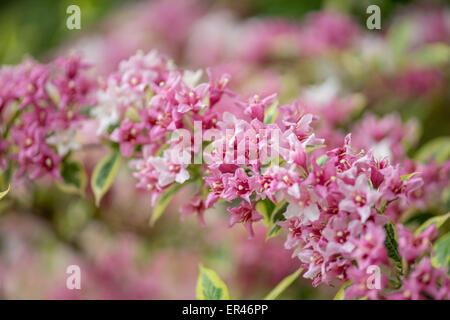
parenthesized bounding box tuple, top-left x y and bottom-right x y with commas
(94, 50, 232, 205)
(91, 49, 449, 299)
(1, 40, 448, 300)
(276, 136, 448, 299)
(0, 54, 95, 179)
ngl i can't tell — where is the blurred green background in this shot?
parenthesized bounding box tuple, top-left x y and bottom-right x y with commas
(1, 0, 440, 64)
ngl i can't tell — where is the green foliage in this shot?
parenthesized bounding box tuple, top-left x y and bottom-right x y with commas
(414, 136, 450, 165)
(149, 181, 191, 226)
(255, 199, 288, 240)
(442, 187, 450, 212)
(255, 198, 276, 225)
(384, 222, 403, 275)
(57, 160, 87, 196)
(0, 163, 13, 191)
(414, 212, 450, 237)
(316, 155, 328, 167)
(263, 100, 279, 124)
(91, 149, 121, 206)
(333, 280, 352, 300)
(0, 184, 10, 200)
(400, 172, 419, 181)
(264, 268, 303, 300)
(412, 43, 450, 67)
(0, 0, 122, 64)
(388, 20, 414, 67)
(431, 232, 450, 274)
(196, 265, 230, 300)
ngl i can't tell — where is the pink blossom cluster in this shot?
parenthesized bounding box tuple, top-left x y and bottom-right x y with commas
(93, 50, 449, 299)
(239, 10, 359, 63)
(94, 50, 232, 205)
(278, 137, 448, 299)
(0, 54, 95, 179)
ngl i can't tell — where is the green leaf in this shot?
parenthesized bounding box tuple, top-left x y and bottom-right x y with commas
(415, 136, 450, 165)
(306, 144, 326, 152)
(413, 43, 450, 67)
(415, 212, 450, 237)
(431, 232, 450, 273)
(150, 181, 190, 226)
(0, 184, 10, 200)
(264, 267, 303, 300)
(316, 155, 328, 167)
(388, 21, 414, 66)
(125, 107, 141, 122)
(384, 223, 403, 274)
(400, 172, 420, 181)
(333, 280, 352, 300)
(267, 224, 283, 240)
(57, 160, 87, 195)
(0, 163, 13, 191)
(404, 211, 435, 226)
(263, 100, 279, 124)
(441, 187, 450, 211)
(255, 198, 276, 226)
(265, 201, 288, 240)
(272, 201, 288, 223)
(196, 265, 230, 300)
(255, 198, 287, 240)
(91, 150, 121, 207)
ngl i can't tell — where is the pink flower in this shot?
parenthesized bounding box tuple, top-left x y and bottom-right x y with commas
(388, 259, 449, 300)
(203, 168, 231, 208)
(110, 119, 147, 157)
(29, 145, 62, 179)
(381, 167, 423, 203)
(222, 167, 257, 203)
(238, 93, 277, 122)
(339, 174, 381, 222)
(227, 202, 263, 237)
(344, 266, 388, 300)
(285, 189, 321, 222)
(305, 155, 337, 198)
(350, 223, 388, 268)
(322, 214, 360, 255)
(175, 82, 209, 113)
(180, 194, 206, 227)
(397, 224, 437, 263)
(149, 153, 190, 187)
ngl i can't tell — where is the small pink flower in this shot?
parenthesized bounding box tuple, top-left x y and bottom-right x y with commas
(150, 154, 190, 187)
(222, 167, 257, 203)
(388, 259, 449, 300)
(397, 224, 437, 263)
(110, 119, 147, 157)
(345, 266, 388, 300)
(339, 174, 380, 222)
(238, 93, 277, 122)
(203, 168, 231, 208)
(180, 194, 206, 227)
(350, 223, 388, 268)
(227, 202, 263, 237)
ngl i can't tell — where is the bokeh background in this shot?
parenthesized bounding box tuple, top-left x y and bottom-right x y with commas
(0, 0, 449, 299)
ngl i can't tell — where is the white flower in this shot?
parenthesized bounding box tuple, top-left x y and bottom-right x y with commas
(285, 201, 320, 222)
(92, 92, 119, 135)
(302, 77, 340, 106)
(150, 157, 190, 187)
(182, 69, 203, 88)
(46, 128, 80, 156)
(371, 138, 392, 161)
